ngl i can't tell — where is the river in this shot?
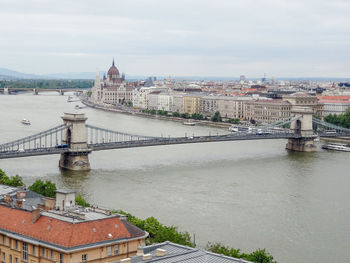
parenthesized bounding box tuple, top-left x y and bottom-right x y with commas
(0, 92, 349, 263)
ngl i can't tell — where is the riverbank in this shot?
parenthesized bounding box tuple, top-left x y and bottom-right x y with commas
(80, 97, 232, 130)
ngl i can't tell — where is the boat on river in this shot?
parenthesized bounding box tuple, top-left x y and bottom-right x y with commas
(321, 143, 350, 152)
(183, 121, 196, 126)
(21, 119, 31, 125)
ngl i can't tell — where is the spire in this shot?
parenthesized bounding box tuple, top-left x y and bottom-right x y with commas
(112, 58, 115, 67)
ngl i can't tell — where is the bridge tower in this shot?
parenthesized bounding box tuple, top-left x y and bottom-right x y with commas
(59, 113, 91, 171)
(285, 106, 317, 152)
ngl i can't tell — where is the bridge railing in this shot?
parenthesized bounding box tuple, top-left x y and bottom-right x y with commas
(85, 124, 161, 144)
(0, 124, 67, 153)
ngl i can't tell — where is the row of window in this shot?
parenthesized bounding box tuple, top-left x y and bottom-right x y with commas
(1, 235, 64, 263)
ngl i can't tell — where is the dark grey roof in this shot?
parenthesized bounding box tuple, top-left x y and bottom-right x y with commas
(0, 184, 45, 211)
(121, 241, 252, 263)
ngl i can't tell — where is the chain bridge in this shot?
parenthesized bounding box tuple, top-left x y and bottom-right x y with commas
(1, 107, 350, 171)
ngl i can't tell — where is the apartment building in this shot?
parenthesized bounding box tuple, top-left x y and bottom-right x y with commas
(183, 95, 201, 114)
(244, 99, 292, 123)
(0, 186, 147, 263)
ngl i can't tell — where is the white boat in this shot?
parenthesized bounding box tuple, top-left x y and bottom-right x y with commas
(21, 119, 31, 125)
(183, 121, 196, 126)
(321, 143, 350, 152)
(67, 96, 79, 102)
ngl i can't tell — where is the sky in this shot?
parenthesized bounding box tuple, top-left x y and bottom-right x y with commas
(0, 0, 349, 78)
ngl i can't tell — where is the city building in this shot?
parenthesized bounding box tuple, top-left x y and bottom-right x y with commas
(91, 60, 134, 105)
(171, 93, 185, 113)
(0, 185, 147, 263)
(183, 95, 201, 114)
(317, 96, 350, 116)
(282, 92, 323, 118)
(244, 99, 292, 123)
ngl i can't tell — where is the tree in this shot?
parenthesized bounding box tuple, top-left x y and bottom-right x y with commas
(211, 111, 222, 122)
(206, 243, 276, 263)
(29, 179, 57, 198)
(75, 195, 90, 207)
(172, 112, 180, 117)
(0, 169, 24, 187)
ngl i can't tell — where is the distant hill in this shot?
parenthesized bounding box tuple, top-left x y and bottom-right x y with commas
(0, 67, 45, 79)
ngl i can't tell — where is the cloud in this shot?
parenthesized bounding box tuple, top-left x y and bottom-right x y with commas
(0, 0, 349, 77)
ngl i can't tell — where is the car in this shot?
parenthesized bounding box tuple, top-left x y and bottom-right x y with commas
(55, 144, 68, 148)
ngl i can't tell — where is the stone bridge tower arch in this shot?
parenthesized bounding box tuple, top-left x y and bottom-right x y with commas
(286, 106, 317, 152)
(59, 113, 91, 171)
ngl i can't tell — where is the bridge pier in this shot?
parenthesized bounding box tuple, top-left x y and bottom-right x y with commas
(285, 106, 317, 152)
(59, 113, 91, 171)
(4, 87, 9, 95)
(33, 89, 38, 95)
(59, 89, 64, 95)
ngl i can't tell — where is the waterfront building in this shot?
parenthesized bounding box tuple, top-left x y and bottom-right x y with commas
(200, 96, 218, 117)
(0, 185, 147, 263)
(317, 96, 350, 116)
(244, 99, 292, 124)
(91, 60, 134, 105)
(216, 96, 253, 120)
(183, 95, 201, 114)
(171, 93, 185, 113)
(282, 92, 323, 118)
(157, 93, 173, 112)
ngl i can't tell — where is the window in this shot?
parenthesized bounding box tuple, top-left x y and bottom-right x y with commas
(82, 254, 87, 262)
(9, 238, 12, 248)
(107, 246, 112, 256)
(2, 235, 5, 245)
(50, 250, 53, 259)
(15, 240, 18, 250)
(22, 243, 28, 262)
(2, 252, 5, 262)
(114, 245, 119, 255)
(42, 248, 45, 257)
(59, 253, 63, 263)
(32, 245, 35, 256)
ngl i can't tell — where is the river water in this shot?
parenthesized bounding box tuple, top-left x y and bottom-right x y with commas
(0, 92, 349, 263)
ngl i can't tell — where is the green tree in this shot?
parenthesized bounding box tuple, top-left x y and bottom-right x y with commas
(113, 210, 194, 247)
(172, 112, 180, 117)
(75, 195, 90, 207)
(211, 111, 222, 122)
(207, 243, 276, 263)
(181, 113, 190, 119)
(0, 169, 24, 187)
(29, 179, 57, 198)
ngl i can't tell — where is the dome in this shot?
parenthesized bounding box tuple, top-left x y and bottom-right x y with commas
(107, 59, 120, 77)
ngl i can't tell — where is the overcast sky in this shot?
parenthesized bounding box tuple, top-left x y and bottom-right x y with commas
(0, 0, 349, 78)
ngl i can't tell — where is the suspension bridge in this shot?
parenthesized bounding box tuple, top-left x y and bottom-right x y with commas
(1, 106, 349, 171)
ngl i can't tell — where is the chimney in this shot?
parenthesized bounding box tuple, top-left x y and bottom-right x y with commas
(44, 197, 55, 210)
(32, 208, 41, 223)
(120, 258, 131, 263)
(142, 254, 152, 261)
(136, 246, 144, 256)
(156, 248, 166, 257)
(16, 191, 26, 199)
(16, 199, 23, 208)
(4, 194, 11, 205)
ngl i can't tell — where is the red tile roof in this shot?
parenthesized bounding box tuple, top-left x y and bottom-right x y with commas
(0, 206, 145, 249)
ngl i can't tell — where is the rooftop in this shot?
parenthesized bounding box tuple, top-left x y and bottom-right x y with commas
(0, 205, 146, 252)
(123, 241, 253, 263)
